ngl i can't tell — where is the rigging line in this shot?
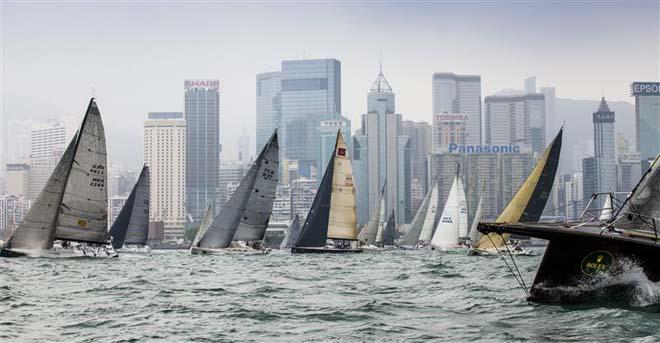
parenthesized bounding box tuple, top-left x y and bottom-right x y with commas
(487, 234, 527, 296)
(503, 239, 529, 295)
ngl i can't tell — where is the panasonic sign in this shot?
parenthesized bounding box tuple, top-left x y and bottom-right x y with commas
(448, 144, 521, 154)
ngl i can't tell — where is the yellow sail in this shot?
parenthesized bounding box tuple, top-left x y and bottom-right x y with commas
(327, 131, 358, 240)
(475, 129, 562, 250)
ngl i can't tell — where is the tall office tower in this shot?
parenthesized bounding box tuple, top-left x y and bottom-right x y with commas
(184, 79, 220, 222)
(27, 121, 69, 201)
(280, 59, 341, 176)
(144, 112, 187, 241)
(5, 164, 30, 197)
(358, 70, 411, 224)
(290, 177, 317, 221)
(108, 195, 128, 230)
(218, 162, 247, 207)
(617, 152, 641, 193)
(352, 133, 369, 226)
(317, 117, 351, 179)
(238, 127, 251, 162)
(485, 94, 546, 154)
(540, 87, 556, 141)
(7, 119, 32, 164)
(256, 72, 282, 154)
(432, 73, 481, 151)
(564, 172, 584, 221)
(582, 98, 617, 208)
(524, 76, 536, 94)
(401, 121, 432, 213)
(0, 194, 31, 235)
(271, 185, 291, 222)
(631, 82, 660, 168)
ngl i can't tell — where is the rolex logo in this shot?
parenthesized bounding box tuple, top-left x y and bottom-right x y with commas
(596, 255, 604, 263)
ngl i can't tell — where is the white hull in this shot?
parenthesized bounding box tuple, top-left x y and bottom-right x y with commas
(117, 244, 151, 255)
(190, 244, 270, 255)
(4, 241, 117, 258)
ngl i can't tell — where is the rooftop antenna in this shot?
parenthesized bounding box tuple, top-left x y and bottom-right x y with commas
(91, 86, 96, 99)
(379, 50, 383, 74)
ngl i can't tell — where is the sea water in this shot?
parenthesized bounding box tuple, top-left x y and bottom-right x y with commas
(1, 249, 658, 342)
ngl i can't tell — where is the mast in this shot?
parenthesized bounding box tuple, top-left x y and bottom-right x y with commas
(400, 178, 436, 246)
(233, 131, 279, 242)
(54, 99, 109, 244)
(474, 128, 563, 250)
(110, 166, 150, 248)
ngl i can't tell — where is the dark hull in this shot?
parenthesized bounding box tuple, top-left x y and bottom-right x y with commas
(0, 248, 28, 258)
(291, 246, 363, 254)
(479, 223, 660, 304)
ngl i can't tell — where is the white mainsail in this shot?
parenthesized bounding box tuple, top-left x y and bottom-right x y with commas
(418, 180, 440, 242)
(431, 175, 461, 248)
(468, 192, 484, 242)
(457, 177, 469, 239)
(327, 132, 357, 240)
(55, 100, 109, 244)
(599, 193, 614, 221)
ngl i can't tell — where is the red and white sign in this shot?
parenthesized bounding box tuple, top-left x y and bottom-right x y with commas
(434, 113, 468, 123)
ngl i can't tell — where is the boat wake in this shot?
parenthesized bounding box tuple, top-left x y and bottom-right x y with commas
(533, 259, 660, 308)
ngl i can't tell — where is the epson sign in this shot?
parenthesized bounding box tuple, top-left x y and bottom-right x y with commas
(448, 144, 521, 154)
(631, 82, 660, 96)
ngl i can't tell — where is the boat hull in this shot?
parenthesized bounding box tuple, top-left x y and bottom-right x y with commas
(0, 243, 118, 258)
(291, 246, 363, 254)
(191, 246, 270, 255)
(479, 222, 660, 304)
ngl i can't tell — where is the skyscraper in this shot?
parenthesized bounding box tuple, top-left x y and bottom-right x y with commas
(256, 72, 282, 153)
(238, 127, 251, 162)
(27, 121, 69, 201)
(184, 79, 220, 222)
(280, 59, 341, 174)
(484, 94, 546, 154)
(631, 82, 660, 167)
(582, 98, 617, 207)
(357, 70, 410, 224)
(317, 118, 351, 179)
(144, 112, 187, 241)
(401, 121, 432, 213)
(432, 73, 482, 150)
(524, 76, 536, 94)
(540, 87, 557, 141)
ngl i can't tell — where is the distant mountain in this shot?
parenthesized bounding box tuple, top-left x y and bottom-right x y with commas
(552, 97, 635, 174)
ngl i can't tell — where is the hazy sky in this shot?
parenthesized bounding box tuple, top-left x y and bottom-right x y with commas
(2, 2, 658, 167)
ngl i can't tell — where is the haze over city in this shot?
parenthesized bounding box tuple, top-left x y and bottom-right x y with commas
(2, 2, 658, 167)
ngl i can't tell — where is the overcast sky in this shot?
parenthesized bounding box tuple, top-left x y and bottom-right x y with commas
(2, 2, 658, 166)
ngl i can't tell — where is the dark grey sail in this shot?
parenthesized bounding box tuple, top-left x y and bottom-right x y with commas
(614, 155, 660, 230)
(55, 99, 109, 244)
(280, 215, 301, 249)
(5, 138, 77, 250)
(293, 153, 336, 248)
(233, 132, 279, 242)
(192, 204, 214, 248)
(400, 178, 436, 246)
(381, 211, 396, 246)
(110, 166, 150, 249)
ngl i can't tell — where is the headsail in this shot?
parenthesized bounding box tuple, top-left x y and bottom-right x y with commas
(6, 139, 76, 250)
(381, 210, 396, 246)
(474, 128, 562, 250)
(400, 178, 436, 246)
(614, 154, 660, 230)
(431, 174, 461, 247)
(280, 215, 301, 249)
(326, 131, 357, 240)
(374, 186, 388, 243)
(192, 204, 214, 248)
(55, 99, 109, 244)
(599, 193, 614, 221)
(358, 182, 385, 245)
(418, 180, 440, 242)
(233, 132, 279, 242)
(110, 166, 150, 248)
(468, 191, 485, 242)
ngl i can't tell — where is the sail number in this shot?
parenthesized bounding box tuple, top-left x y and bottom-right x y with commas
(262, 168, 275, 180)
(89, 164, 105, 188)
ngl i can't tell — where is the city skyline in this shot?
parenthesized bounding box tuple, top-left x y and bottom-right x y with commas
(2, 2, 658, 169)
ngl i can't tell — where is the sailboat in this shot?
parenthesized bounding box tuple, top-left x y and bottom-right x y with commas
(358, 182, 386, 250)
(470, 129, 562, 257)
(399, 178, 440, 249)
(279, 214, 301, 249)
(291, 131, 362, 254)
(430, 170, 468, 250)
(109, 165, 150, 254)
(478, 153, 660, 304)
(467, 190, 485, 244)
(379, 210, 396, 247)
(599, 193, 615, 221)
(191, 130, 279, 255)
(191, 204, 214, 249)
(0, 99, 116, 258)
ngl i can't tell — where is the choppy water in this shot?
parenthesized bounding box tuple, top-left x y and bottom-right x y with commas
(1, 249, 659, 342)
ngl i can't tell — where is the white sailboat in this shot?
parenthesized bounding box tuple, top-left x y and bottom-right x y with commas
(468, 192, 485, 244)
(599, 193, 614, 221)
(191, 131, 279, 255)
(417, 179, 440, 244)
(430, 172, 468, 250)
(0, 99, 116, 258)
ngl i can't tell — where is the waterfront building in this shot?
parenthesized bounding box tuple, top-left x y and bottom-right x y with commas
(631, 82, 660, 168)
(432, 73, 482, 150)
(484, 94, 546, 154)
(256, 72, 282, 154)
